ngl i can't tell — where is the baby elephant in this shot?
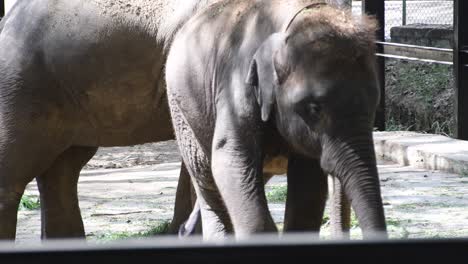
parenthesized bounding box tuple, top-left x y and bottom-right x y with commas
(166, 0, 387, 239)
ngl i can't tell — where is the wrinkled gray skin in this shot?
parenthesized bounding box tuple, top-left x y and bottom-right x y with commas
(0, 0, 219, 240)
(167, 0, 387, 239)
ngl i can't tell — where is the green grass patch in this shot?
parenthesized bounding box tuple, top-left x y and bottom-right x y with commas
(95, 231, 135, 241)
(386, 117, 414, 132)
(398, 202, 452, 210)
(399, 227, 411, 239)
(141, 221, 171, 236)
(386, 218, 403, 227)
(385, 61, 455, 136)
(350, 210, 359, 228)
(19, 195, 40, 210)
(266, 185, 287, 203)
(320, 210, 359, 228)
(276, 223, 284, 232)
(96, 221, 170, 242)
(460, 169, 468, 178)
(391, 63, 451, 105)
(322, 214, 330, 225)
(396, 203, 420, 210)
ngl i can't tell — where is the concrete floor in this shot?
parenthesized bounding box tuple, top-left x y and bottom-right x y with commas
(15, 132, 468, 243)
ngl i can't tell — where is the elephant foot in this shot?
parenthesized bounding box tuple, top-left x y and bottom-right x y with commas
(0, 190, 47, 241)
(0, 190, 24, 240)
(39, 208, 86, 239)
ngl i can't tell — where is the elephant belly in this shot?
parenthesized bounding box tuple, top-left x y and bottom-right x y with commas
(82, 113, 174, 147)
(64, 75, 174, 147)
(46, 36, 174, 146)
(263, 155, 288, 176)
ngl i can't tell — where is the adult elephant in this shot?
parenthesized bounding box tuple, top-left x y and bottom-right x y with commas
(166, 0, 387, 239)
(0, 0, 364, 241)
(0, 0, 219, 240)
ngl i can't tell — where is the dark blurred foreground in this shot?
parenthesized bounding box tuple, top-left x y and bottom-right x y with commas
(0, 232, 466, 263)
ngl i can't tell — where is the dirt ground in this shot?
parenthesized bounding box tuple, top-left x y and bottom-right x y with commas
(15, 140, 468, 243)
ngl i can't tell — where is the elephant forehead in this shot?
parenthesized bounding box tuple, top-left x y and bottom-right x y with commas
(284, 72, 330, 99)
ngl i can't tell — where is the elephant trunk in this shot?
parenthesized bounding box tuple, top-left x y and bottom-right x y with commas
(320, 132, 387, 239)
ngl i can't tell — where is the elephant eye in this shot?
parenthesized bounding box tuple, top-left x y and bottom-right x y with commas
(306, 103, 321, 116)
(295, 101, 322, 120)
(295, 102, 322, 128)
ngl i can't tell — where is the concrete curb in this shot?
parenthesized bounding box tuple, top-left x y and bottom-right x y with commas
(373, 131, 468, 176)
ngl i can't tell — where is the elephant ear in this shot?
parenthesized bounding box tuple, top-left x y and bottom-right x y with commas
(246, 33, 287, 122)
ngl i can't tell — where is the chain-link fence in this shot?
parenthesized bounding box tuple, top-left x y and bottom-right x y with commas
(398, 0, 452, 26)
(352, 1, 453, 40)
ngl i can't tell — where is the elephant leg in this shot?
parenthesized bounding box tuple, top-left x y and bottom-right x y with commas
(284, 156, 327, 233)
(210, 113, 276, 237)
(179, 172, 275, 237)
(179, 143, 232, 239)
(0, 132, 63, 239)
(329, 175, 351, 239)
(0, 183, 30, 240)
(170, 103, 232, 240)
(168, 162, 198, 234)
(36, 146, 97, 239)
(0, 188, 30, 240)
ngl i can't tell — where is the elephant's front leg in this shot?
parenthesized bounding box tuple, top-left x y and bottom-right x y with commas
(284, 155, 327, 233)
(211, 112, 276, 237)
(169, 101, 233, 240)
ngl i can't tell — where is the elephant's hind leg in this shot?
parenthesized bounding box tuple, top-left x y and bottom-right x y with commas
(0, 134, 63, 240)
(284, 156, 327, 233)
(168, 162, 198, 234)
(36, 146, 97, 239)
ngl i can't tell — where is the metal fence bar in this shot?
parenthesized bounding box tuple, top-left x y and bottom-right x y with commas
(402, 0, 407, 25)
(454, 0, 468, 140)
(363, 0, 386, 131)
(1, 0, 5, 17)
(0, 237, 468, 264)
(376, 41, 453, 64)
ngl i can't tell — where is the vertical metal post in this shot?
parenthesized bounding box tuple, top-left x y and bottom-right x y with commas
(454, 0, 468, 140)
(363, 0, 386, 131)
(1, 0, 5, 18)
(402, 0, 407, 25)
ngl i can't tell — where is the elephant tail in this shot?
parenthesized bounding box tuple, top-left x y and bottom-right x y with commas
(178, 200, 201, 237)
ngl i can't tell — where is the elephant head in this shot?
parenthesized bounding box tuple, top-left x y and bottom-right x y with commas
(246, 6, 386, 238)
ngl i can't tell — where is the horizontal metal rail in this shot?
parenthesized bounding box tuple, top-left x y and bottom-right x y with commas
(0, 236, 467, 263)
(376, 41, 454, 65)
